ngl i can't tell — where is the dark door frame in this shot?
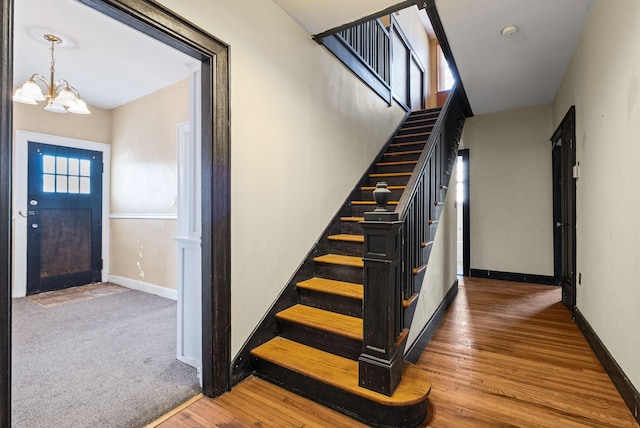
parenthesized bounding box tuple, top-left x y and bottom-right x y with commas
(458, 149, 470, 276)
(551, 106, 577, 315)
(0, 0, 231, 424)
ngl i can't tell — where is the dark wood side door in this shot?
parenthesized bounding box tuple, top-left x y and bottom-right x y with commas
(551, 107, 577, 313)
(27, 142, 103, 295)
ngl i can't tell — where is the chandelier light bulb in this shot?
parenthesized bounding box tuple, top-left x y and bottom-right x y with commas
(13, 33, 90, 114)
(67, 98, 91, 115)
(44, 101, 68, 114)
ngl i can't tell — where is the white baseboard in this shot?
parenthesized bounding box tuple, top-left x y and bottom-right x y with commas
(108, 275, 177, 301)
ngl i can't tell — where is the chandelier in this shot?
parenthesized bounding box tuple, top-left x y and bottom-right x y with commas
(14, 34, 91, 114)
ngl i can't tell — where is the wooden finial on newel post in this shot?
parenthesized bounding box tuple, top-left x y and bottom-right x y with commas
(358, 182, 406, 396)
(373, 182, 391, 212)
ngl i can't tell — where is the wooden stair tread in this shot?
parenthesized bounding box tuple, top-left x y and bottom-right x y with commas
(340, 216, 364, 222)
(328, 234, 364, 243)
(376, 160, 418, 166)
(361, 185, 405, 191)
(340, 217, 364, 223)
(389, 141, 428, 148)
(370, 172, 413, 178)
(351, 200, 398, 205)
(314, 254, 364, 268)
(277, 304, 363, 340)
(297, 277, 363, 300)
(383, 150, 422, 157)
(252, 337, 431, 406)
(395, 132, 431, 138)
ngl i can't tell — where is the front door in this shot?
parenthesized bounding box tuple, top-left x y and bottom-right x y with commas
(551, 107, 577, 314)
(27, 142, 103, 295)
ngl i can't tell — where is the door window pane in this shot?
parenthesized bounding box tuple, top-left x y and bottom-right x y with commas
(43, 155, 55, 174)
(68, 158, 79, 175)
(80, 160, 91, 177)
(56, 175, 68, 193)
(41, 156, 92, 194)
(56, 157, 68, 174)
(80, 177, 91, 194)
(68, 176, 80, 194)
(43, 174, 55, 193)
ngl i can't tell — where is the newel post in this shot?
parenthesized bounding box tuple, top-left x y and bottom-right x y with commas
(358, 182, 406, 396)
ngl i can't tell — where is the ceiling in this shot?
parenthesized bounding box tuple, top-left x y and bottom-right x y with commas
(13, 0, 193, 110)
(13, 0, 594, 115)
(436, 0, 594, 114)
(273, 0, 403, 35)
(274, 0, 594, 115)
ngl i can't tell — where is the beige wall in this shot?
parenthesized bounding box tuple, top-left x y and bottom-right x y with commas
(553, 0, 640, 390)
(109, 79, 189, 290)
(157, 0, 406, 357)
(462, 104, 554, 276)
(407, 162, 457, 347)
(109, 219, 177, 289)
(13, 101, 111, 143)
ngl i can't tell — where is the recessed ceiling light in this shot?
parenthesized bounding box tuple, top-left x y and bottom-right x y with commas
(501, 25, 518, 36)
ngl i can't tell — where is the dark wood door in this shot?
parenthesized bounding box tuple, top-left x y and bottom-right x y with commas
(27, 142, 103, 295)
(551, 107, 576, 313)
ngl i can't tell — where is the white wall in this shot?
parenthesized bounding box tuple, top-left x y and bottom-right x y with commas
(392, 6, 431, 97)
(408, 161, 457, 347)
(553, 0, 640, 390)
(156, 0, 406, 357)
(462, 104, 554, 276)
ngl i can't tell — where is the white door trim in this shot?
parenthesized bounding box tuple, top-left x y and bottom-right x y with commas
(175, 61, 203, 383)
(12, 131, 111, 297)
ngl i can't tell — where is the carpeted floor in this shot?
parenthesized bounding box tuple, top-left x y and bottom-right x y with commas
(11, 286, 200, 428)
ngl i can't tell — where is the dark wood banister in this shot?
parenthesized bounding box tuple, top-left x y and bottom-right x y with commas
(394, 88, 457, 216)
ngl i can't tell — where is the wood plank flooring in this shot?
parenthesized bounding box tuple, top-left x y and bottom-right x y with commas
(156, 277, 638, 427)
(421, 277, 637, 427)
(156, 376, 368, 428)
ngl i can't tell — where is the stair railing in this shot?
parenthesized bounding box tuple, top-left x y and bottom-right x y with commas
(336, 20, 391, 87)
(359, 87, 466, 396)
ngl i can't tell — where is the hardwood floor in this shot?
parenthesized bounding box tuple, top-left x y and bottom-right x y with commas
(156, 277, 638, 427)
(421, 277, 637, 427)
(155, 376, 368, 427)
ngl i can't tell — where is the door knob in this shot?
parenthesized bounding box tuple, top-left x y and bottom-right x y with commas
(30, 200, 38, 206)
(31, 223, 38, 229)
(556, 222, 564, 227)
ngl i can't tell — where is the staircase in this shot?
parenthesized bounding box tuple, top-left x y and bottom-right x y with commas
(250, 108, 443, 428)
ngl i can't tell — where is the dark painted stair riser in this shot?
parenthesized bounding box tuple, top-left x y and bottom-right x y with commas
(328, 239, 363, 257)
(315, 263, 362, 284)
(365, 175, 411, 187)
(386, 142, 428, 153)
(372, 162, 418, 174)
(277, 320, 362, 360)
(297, 288, 362, 318)
(340, 221, 364, 235)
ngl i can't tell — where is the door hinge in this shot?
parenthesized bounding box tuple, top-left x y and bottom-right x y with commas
(99, 259, 103, 270)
